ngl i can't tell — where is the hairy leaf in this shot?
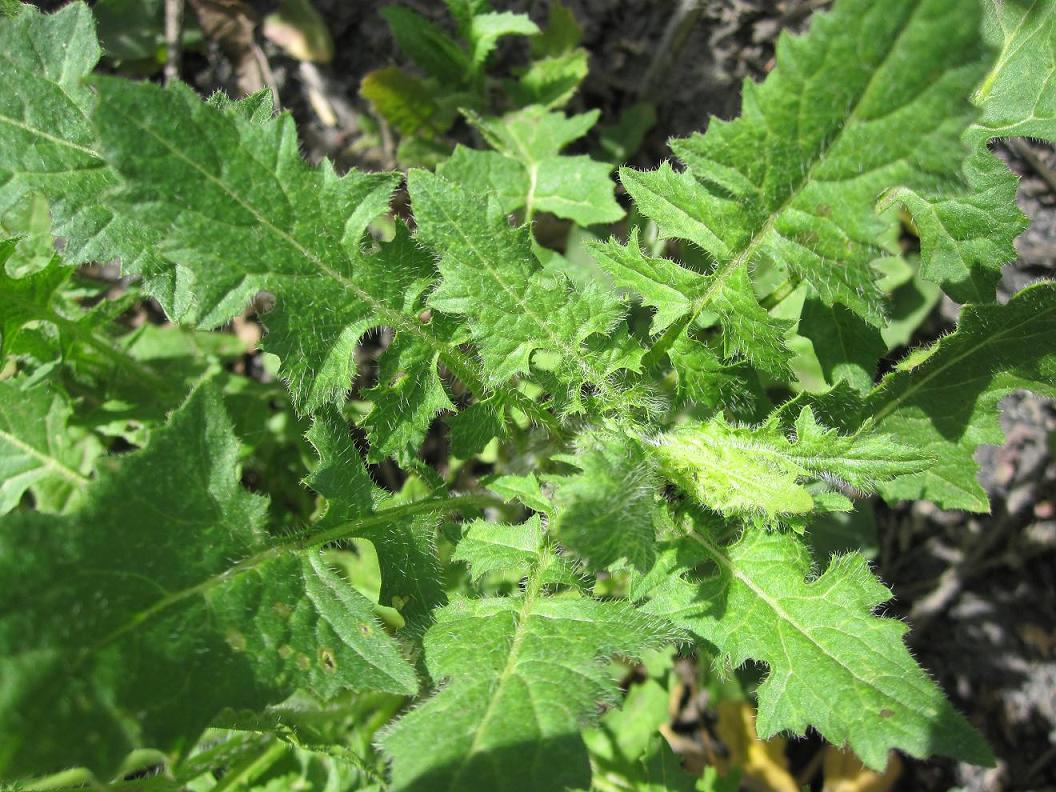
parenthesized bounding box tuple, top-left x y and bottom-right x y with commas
(408, 169, 627, 390)
(617, 0, 994, 375)
(549, 433, 661, 571)
(651, 408, 931, 520)
(0, 387, 417, 779)
(305, 412, 445, 631)
(440, 106, 623, 225)
(634, 525, 992, 770)
(862, 282, 1056, 510)
(381, 536, 674, 791)
(88, 76, 558, 454)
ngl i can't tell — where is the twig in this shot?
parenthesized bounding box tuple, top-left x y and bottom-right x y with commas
(164, 0, 185, 84)
(637, 0, 704, 101)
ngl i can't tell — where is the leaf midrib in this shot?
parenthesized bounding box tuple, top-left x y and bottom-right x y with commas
(689, 527, 935, 714)
(657, 0, 926, 360)
(103, 100, 559, 431)
(869, 290, 1056, 424)
(0, 422, 88, 486)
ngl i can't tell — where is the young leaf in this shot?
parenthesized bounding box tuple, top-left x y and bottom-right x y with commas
(468, 12, 539, 68)
(381, 5, 469, 85)
(634, 525, 992, 771)
(549, 432, 661, 571)
(381, 534, 675, 791)
(590, 230, 703, 335)
(618, 0, 994, 370)
(0, 387, 417, 779)
(452, 513, 546, 581)
(441, 106, 624, 225)
(650, 409, 930, 521)
(407, 169, 628, 389)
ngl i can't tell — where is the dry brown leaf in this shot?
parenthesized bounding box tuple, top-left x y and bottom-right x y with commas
(189, 0, 277, 101)
(822, 746, 902, 792)
(714, 700, 799, 792)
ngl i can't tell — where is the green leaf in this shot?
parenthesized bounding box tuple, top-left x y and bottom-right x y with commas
(457, 106, 624, 225)
(667, 335, 763, 419)
(0, 387, 417, 779)
(0, 379, 97, 514)
(91, 76, 557, 440)
(437, 146, 528, 214)
(509, 49, 589, 109)
(860, 281, 1056, 511)
(305, 411, 445, 631)
(618, 0, 995, 370)
(381, 5, 469, 85)
(444, 0, 490, 38)
(634, 524, 993, 771)
(975, 0, 1056, 141)
(0, 242, 70, 358)
(653, 418, 814, 520)
(453, 513, 545, 581)
(381, 537, 675, 791)
(590, 230, 702, 334)
(531, 2, 581, 57)
(550, 432, 660, 571)
(407, 169, 627, 389)
(468, 12, 539, 68)
(799, 299, 885, 393)
(447, 397, 505, 459)
(0, 3, 168, 285)
(650, 408, 931, 520)
(484, 472, 551, 514)
(882, 0, 1056, 305)
(360, 67, 449, 138)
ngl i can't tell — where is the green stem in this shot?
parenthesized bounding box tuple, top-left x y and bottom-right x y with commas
(759, 277, 799, 311)
(210, 740, 287, 792)
(89, 493, 502, 654)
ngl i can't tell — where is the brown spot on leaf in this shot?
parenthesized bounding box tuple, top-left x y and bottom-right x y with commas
(319, 647, 337, 672)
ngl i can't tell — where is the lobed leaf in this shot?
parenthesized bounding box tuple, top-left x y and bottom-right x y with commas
(0, 379, 97, 514)
(381, 532, 675, 791)
(650, 408, 930, 520)
(634, 524, 992, 771)
(616, 0, 997, 375)
(0, 387, 417, 779)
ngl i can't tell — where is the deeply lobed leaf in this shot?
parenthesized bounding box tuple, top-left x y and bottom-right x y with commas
(0, 387, 417, 779)
(635, 524, 992, 771)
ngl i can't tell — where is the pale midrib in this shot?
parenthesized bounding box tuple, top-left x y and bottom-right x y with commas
(869, 296, 1056, 425)
(975, 0, 1041, 102)
(0, 424, 88, 485)
(428, 188, 606, 385)
(451, 557, 545, 789)
(110, 106, 492, 392)
(686, 0, 926, 325)
(688, 528, 927, 711)
(0, 108, 101, 160)
(87, 493, 500, 656)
